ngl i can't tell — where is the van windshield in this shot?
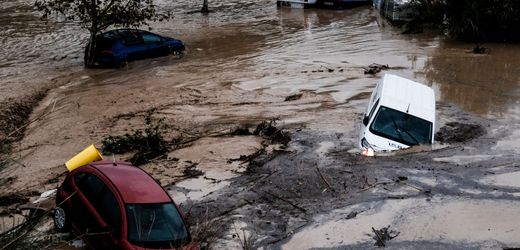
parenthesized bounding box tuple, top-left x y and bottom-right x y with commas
(369, 106, 432, 146)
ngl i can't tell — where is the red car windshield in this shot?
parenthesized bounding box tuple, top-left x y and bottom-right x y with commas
(126, 203, 189, 248)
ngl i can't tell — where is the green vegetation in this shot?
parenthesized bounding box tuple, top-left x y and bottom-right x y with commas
(410, 0, 520, 42)
(102, 109, 168, 166)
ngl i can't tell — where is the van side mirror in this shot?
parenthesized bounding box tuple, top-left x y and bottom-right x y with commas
(363, 116, 369, 126)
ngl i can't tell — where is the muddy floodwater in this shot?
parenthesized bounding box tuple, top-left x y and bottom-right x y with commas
(1, 0, 520, 249)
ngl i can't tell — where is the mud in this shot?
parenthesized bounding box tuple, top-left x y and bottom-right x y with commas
(0, 0, 520, 249)
(435, 122, 486, 143)
(0, 193, 29, 207)
(0, 90, 49, 149)
(193, 109, 520, 248)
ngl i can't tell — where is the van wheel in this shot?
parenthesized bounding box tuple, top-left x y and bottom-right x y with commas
(54, 206, 69, 231)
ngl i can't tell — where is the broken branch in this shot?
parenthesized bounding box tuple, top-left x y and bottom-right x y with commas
(265, 191, 306, 213)
(316, 166, 336, 193)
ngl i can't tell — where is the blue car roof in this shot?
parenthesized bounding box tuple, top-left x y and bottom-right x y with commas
(100, 29, 137, 40)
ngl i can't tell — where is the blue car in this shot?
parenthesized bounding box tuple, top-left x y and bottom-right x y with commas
(319, 0, 371, 8)
(90, 29, 185, 67)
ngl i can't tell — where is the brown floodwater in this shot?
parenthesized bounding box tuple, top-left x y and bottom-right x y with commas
(1, 0, 520, 196)
(1, 0, 519, 118)
(2, 1, 520, 248)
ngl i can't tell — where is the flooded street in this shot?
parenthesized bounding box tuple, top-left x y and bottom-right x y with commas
(1, 0, 520, 249)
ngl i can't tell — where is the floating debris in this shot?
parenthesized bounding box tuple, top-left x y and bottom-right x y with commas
(473, 45, 488, 54)
(436, 122, 485, 143)
(372, 225, 400, 247)
(253, 119, 291, 145)
(284, 94, 303, 102)
(364, 63, 389, 75)
(182, 163, 203, 179)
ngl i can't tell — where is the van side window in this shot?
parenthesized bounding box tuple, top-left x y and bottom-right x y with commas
(368, 99, 380, 120)
(368, 81, 382, 107)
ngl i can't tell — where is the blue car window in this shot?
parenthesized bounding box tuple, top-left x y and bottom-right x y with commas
(142, 33, 162, 44)
(124, 32, 144, 46)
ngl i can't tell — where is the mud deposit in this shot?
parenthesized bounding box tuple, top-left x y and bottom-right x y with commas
(1, 0, 520, 249)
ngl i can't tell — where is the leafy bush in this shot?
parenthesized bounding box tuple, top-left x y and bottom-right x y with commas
(410, 0, 520, 42)
(102, 109, 168, 166)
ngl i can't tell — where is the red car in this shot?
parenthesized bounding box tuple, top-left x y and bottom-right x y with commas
(53, 161, 197, 249)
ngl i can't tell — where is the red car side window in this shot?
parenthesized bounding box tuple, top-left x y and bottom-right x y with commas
(74, 172, 122, 237)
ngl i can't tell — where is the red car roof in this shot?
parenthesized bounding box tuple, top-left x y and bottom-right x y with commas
(89, 161, 171, 204)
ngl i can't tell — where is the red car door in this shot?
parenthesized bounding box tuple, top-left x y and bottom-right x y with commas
(73, 172, 121, 249)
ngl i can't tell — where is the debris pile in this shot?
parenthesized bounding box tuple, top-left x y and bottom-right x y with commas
(182, 164, 203, 179)
(364, 63, 389, 75)
(436, 122, 485, 143)
(102, 109, 168, 165)
(372, 225, 400, 247)
(253, 119, 291, 145)
(284, 93, 303, 102)
(473, 45, 488, 54)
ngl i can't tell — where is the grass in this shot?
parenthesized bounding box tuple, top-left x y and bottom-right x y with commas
(233, 223, 255, 250)
(185, 208, 227, 250)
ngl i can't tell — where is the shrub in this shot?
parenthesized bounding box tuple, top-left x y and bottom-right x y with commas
(102, 109, 168, 166)
(410, 0, 520, 42)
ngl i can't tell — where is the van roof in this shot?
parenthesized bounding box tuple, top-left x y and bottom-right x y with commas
(378, 74, 435, 122)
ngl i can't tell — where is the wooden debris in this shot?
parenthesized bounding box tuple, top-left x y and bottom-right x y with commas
(372, 225, 400, 247)
(265, 191, 306, 213)
(316, 166, 336, 193)
(364, 63, 389, 75)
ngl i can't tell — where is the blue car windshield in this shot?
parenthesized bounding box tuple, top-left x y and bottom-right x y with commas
(369, 106, 432, 146)
(126, 203, 189, 248)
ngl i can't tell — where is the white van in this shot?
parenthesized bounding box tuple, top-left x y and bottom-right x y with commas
(359, 74, 435, 152)
(373, 0, 416, 22)
(277, 0, 318, 8)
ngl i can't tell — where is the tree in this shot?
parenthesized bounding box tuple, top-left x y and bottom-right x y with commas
(201, 0, 209, 13)
(35, 0, 170, 67)
(409, 0, 520, 42)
